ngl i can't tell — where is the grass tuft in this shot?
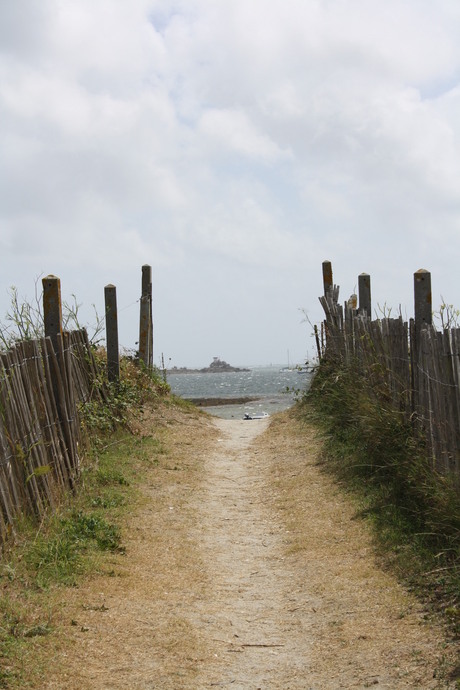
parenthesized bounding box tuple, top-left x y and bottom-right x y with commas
(301, 357, 460, 637)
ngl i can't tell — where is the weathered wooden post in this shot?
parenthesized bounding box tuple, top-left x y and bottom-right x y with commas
(138, 264, 153, 368)
(314, 324, 322, 360)
(414, 269, 432, 339)
(104, 284, 120, 382)
(358, 273, 371, 318)
(42, 275, 67, 452)
(42, 275, 63, 353)
(322, 260, 333, 299)
(412, 269, 432, 430)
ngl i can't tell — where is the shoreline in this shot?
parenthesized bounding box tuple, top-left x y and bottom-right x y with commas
(167, 368, 250, 375)
(186, 396, 259, 407)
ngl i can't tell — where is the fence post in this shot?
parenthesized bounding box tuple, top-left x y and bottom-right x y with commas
(105, 284, 120, 382)
(414, 269, 432, 341)
(138, 264, 153, 369)
(358, 273, 371, 318)
(42, 275, 63, 353)
(322, 260, 333, 299)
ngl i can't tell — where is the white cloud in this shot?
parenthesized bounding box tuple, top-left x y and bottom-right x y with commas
(198, 108, 290, 161)
(1, 0, 460, 364)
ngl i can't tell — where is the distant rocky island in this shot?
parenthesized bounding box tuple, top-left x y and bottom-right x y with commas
(168, 357, 250, 374)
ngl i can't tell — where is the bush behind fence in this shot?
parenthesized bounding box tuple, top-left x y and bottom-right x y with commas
(319, 261, 460, 483)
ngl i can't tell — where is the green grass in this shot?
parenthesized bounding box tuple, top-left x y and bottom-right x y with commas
(301, 358, 460, 639)
(0, 431, 168, 688)
(0, 355, 172, 689)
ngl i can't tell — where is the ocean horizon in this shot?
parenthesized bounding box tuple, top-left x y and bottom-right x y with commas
(167, 364, 313, 419)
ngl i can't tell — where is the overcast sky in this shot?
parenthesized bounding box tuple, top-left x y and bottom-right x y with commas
(1, 1, 460, 367)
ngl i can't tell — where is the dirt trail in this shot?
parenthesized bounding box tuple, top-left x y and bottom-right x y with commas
(190, 417, 311, 688)
(44, 409, 457, 689)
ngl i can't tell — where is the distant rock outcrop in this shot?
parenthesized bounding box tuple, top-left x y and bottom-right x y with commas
(168, 357, 250, 374)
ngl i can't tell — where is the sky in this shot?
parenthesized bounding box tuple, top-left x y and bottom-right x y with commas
(1, 0, 460, 368)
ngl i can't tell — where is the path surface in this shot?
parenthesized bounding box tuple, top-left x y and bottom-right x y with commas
(45, 409, 457, 689)
(191, 417, 311, 688)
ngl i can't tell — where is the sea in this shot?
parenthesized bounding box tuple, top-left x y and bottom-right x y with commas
(166, 365, 313, 419)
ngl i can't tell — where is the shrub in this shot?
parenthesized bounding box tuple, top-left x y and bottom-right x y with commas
(302, 357, 460, 631)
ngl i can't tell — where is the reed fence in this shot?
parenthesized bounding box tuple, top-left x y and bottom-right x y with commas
(0, 330, 103, 542)
(0, 266, 154, 544)
(319, 261, 460, 482)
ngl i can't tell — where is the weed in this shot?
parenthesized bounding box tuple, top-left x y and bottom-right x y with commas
(79, 356, 169, 444)
(168, 394, 198, 412)
(91, 494, 125, 509)
(0, 670, 15, 689)
(96, 468, 129, 486)
(19, 508, 122, 589)
(302, 357, 460, 634)
(0, 282, 105, 350)
(62, 511, 122, 552)
(148, 437, 167, 455)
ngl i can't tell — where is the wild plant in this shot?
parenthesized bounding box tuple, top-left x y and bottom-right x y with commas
(302, 354, 460, 632)
(0, 280, 104, 351)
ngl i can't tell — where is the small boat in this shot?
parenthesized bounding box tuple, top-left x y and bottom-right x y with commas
(243, 411, 269, 420)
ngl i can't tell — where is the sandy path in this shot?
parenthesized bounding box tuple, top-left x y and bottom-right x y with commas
(190, 417, 312, 688)
(43, 409, 457, 689)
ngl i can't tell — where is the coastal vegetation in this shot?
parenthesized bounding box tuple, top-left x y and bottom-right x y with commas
(0, 352, 171, 688)
(301, 356, 460, 639)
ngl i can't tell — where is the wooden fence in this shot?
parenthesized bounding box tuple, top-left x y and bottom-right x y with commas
(319, 261, 460, 482)
(0, 330, 103, 541)
(0, 265, 155, 543)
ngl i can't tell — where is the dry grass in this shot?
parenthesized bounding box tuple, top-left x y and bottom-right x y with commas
(260, 409, 459, 688)
(3, 402, 458, 688)
(40, 404, 219, 689)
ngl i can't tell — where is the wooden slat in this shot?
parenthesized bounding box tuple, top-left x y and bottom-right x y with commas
(0, 327, 105, 541)
(318, 288, 460, 485)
